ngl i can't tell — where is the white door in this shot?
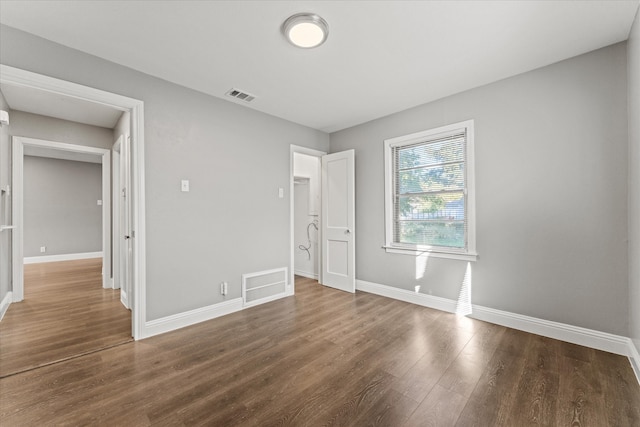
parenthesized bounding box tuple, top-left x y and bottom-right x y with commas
(321, 150, 355, 293)
(111, 137, 122, 290)
(120, 136, 133, 310)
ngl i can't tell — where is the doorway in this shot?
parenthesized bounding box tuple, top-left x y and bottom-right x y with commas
(1, 136, 131, 377)
(1, 64, 146, 339)
(293, 156, 321, 281)
(12, 137, 112, 299)
(290, 146, 356, 294)
(290, 146, 324, 291)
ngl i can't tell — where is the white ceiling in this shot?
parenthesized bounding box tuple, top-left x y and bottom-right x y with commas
(0, 0, 638, 133)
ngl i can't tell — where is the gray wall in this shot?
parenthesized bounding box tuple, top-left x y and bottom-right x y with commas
(330, 43, 629, 336)
(0, 25, 330, 321)
(0, 90, 10, 304)
(23, 156, 102, 257)
(628, 11, 640, 353)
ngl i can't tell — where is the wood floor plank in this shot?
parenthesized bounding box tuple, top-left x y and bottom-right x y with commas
(437, 322, 506, 398)
(557, 353, 607, 427)
(391, 318, 475, 403)
(403, 384, 468, 427)
(0, 258, 132, 377)
(504, 335, 560, 426)
(454, 329, 532, 426)
(1, 276, 638, 426)
(593, 350, 640, 426)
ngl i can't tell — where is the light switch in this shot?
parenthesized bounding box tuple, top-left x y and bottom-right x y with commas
(278, 187, 284, 198)
(181, 180, 190, 192)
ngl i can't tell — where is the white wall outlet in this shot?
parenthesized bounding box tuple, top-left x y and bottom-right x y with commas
(278, 187, 284, 198)
(220, 281, 228, 296)
(97, 200, 103, 206)
(40, 246, 46, 253)
(181, 180, 190, 192)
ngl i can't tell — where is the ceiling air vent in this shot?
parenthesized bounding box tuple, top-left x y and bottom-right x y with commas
(226, 88, 256, 103)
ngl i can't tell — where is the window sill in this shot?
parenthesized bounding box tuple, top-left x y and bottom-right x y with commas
(383, 246, 478, 262)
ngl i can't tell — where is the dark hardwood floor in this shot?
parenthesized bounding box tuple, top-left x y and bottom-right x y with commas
(0, 275, 638, 425)
(0, 258, 132, 377)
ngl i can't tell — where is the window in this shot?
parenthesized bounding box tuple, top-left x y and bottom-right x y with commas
(384, 120, 477, 261)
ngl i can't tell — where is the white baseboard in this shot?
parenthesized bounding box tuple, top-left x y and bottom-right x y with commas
(0, 291, 13, 322)
(469, 304, 630, 356)
(356, 279, 631, 357)
(294, 270, 318, 280)
(357, 279, 457, 313)
(120, 288, 129, 310)
(629, 339, 640, 385)
(142, 298, 243, 339)
(24, 251, 103, 264)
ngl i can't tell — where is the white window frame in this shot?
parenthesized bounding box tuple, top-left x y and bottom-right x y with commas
(384, 120, 477, 261)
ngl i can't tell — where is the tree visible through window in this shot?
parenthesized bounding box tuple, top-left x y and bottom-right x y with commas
(384, 120, 476, 260)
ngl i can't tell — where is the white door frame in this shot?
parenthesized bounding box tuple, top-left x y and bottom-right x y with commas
(112, 136, 122, 291)
(290, 145, 326, 292)
(2, 64, 147, 340)
(12, 137, 111, 292)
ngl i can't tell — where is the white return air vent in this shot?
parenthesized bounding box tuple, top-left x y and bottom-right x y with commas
(242, 267, 288, 307)
(226, 88, 256, 103)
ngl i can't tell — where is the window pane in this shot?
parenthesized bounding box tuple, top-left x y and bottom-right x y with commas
(397, 136, 464, 169)
(398, 163, 464, 194)
(396, 221, 465, 248)
(397, 192, 465, 220)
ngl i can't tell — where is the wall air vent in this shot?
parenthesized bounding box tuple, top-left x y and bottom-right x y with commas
(226, 88, 256, 103)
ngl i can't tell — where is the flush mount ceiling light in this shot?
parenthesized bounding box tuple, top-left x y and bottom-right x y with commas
(282, 13, 329, 48)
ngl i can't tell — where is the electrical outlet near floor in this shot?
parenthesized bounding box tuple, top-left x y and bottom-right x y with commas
(40, 246, 46, 253)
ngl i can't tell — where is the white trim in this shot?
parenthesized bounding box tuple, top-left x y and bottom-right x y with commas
(383, 247, 478, 262)
(11, 139, 23, 301)
(629, 339, 640, 385)
(357, 279, 457, 313)
(356, 279, 632, 357)
(383, 120, 476, 261)
(470, 305, 630, 356)
(290, 145, 326, 293)
(1, 65, 146, 340)
(24, 252, 103, 264)
(0, 291, 13, 321)
(111, 136, 122, 291)
(130, 103, 146, 341)
(294, 270, 318, 280)
(120, 287, 129, 310)
(142, 298, 243, 339)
